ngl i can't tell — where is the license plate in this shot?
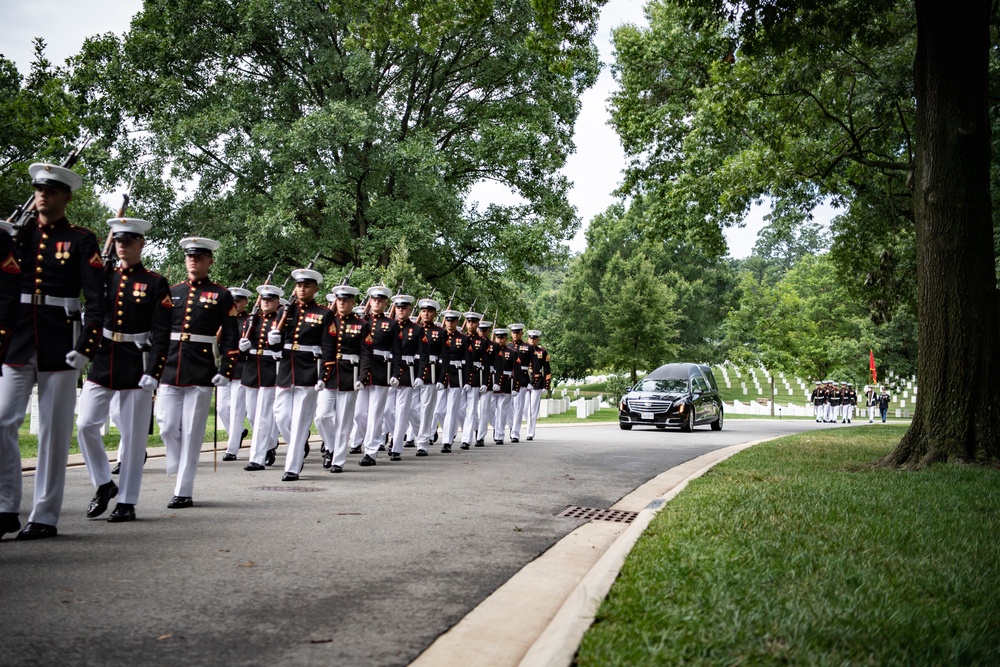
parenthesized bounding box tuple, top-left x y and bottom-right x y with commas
(641, 412, 655, 421)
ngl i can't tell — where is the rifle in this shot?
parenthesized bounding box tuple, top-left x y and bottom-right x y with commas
(386, 278, 405, 320)
(101, 180, 135, 279)
(7, 136, 91, 245)
(437, 288, 457, 324)
(249, 262, 279, 315)
(461, 297, 477, 327)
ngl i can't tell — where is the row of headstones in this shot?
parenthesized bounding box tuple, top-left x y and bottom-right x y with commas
(716, 363, 919, 405)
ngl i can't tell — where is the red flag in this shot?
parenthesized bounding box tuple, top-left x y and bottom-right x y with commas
(869, 350, 877, 384)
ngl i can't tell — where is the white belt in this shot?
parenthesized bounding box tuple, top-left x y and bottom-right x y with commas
(473, 361, 483, 368)
(249, 349, 281, 359)
(520, 366, 529, 371)
(428, 355, 440, 362)
(503, 370, 512, 376)
(402, 355, 416, 364)
(21, 293, 80, 312)
(170, 332, 216, 344)
(284, 343, 322, 354)
(102, 328, 150, 345)
(373, 349, 392, 359)
(337, 353, 360, 364)
(449, 360, 464, 367)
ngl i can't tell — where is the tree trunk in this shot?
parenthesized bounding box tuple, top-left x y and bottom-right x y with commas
(883, 0, 1000, 466)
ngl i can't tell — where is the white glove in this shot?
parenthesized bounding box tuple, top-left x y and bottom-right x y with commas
(267, 330, 282, 345)
(238, 337, 252, 352)
(211, 374, 230, 387)
(492, 384, 500, 392)
(65, 351, 90, 370)
(435, 382, 444, 391)
(478, 384, 488, 394)
(389, 377, 399, 388)
(354, 381, 364, 391)
(412, 378, 424, 388)
(462, 384, 472, 393)
(138, 374, 158, 392)
(315, 380, 325, 392)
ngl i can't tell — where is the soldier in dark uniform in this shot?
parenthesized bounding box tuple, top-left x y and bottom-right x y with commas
(221, 287, 253, 460)
(0, 219, 18, 369)
(439, 309, 473, 452)
(388, 294, 422, 461)
(460, 311, 489, 450)
(0, 163, 103, 540)
(525, 330, 551, 441)
(357, 285, 400, 467)
(156, 237, 239, 509)
(491, 328, 515, 445)
(844, 382, 857, 423)
(75, 218, 171, 523)
(241, 283, 284, 471)
(508, 324, 534, 443)
(473, 320, 496, 447)
(415, 298, 444, 456)
(317, 284, 366, 473)
(829, 382, 843, 424)
(273, 268, 332, 482)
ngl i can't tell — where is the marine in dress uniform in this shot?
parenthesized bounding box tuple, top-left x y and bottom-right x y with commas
(844, 383, 857, 423)
(221, 287, 253, 459)
(829, 382, 843, 423)
(76, 218, 172, 523)
(459, 312, 489, 450)
(240, 284, 284, 471)
(525, 330, 551, 441)
(491, 328, 515, 444)
(474, 320, 497, 446)
(273, 269, 332, 481)
(156, 237, 239, 509)
(316, 285, 367, 473)
(353, 286, 400, 466)
(439, 310, 473, 452)
(0, 219, 18, 370)
(508, 324, 534, 443)
(388, 295, 423, 461)
(349, 303, 370, 453)
(810, 381, 825, 423)
(866, 385, 878, 423)
(0, 163, 103, 540)
(415, 298, 444, 455)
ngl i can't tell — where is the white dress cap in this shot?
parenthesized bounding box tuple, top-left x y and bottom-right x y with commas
(180, 237, 221, 255)
(257, 284, 284, 299)
(106, 217, 151, 238)
(291, 268, 323, 284)
(29, 163, 83, 192)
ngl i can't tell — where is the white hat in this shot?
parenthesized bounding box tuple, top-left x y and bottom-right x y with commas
(106, 217, 151, 239)
(29, 163, 83, 192)
(479, 320, 493, 329)
(352, 306, 365, 316)
(324, 292, 337, 303)
(333, 285, 360, 299)
(527, 329, 541, 338)
(442, 309, 461, 320)
(291, 268, 322, 284)
(463, 311, 482, 320)
(229, 287, 253, 299)
(392, 294, 415, 306)
(180, 237, 221, 255)
(494, 328, 509, 336)
(509, 323, 524, 332)
(367, 285, 392, 299)
(418, 298, 441, 311)
(279, 297, 289, 306)
(257, 284, 283, 299)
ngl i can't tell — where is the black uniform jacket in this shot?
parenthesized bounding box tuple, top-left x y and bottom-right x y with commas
(530, 344, 551, 391)
(86, 263, 172, 389)
(7, 217, 104, 372)
(810, 388, 827, 405)
(241, 311, 282, 388)
(232, 312, 249, 379)
(442, 329, 473, 388)
(392, 318, 425, 388)
(512, 340, 535, 391)
(494, 343, 516, 394)
(0, 229, 21, 367)
(360, 314, 400, 387)
(161, 277, 239, 387)
(322, 312, 368, 391)
(276, 300, 332, 387)
(467, 332, 493, 388)
(418, 322, 445, 385)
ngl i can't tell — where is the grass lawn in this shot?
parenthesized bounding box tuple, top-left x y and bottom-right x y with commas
(537, 407, 619, 424)
(576, 425, 1000, 666)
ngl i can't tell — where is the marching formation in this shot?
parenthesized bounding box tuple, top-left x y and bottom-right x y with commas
(809, 381, 858, 424)
(0, 162, 551, 539)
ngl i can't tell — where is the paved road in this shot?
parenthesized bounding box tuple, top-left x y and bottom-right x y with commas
(1, 418, 835, 666)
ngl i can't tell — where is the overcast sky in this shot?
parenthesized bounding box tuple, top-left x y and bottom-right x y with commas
(1, 0, 816, 258)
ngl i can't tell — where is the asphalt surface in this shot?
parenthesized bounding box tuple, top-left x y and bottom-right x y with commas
(1, 418, 836, 666)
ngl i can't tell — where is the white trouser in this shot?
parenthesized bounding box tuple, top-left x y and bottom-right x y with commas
(362, 385, 391, 458)
(844, 404, 854, 422)
(156, 384, 213, 498)
(477, 393, 495, 442)
(274, 386, 294, 447)
(868, 404, 877, 422)
(526, 386, 543, 438)
(224, 380, 247, 455)
(433, 384, 447, 434)
(390, 387, 418, 454)
(316, 390, 358, 468)
(216, 381, 232, 433)
(279, 386, 318, 474)
(510, 387, 528, 438)
(246, 386, 276, 465)
(0, 359, 78, 525)
(462, 389, 481, 444)
(441, 387, 465, 445)
(78, 383, 152, 505)
(416, 384, 439, 450)
(493, 393, 512, 442)
(383, 387, 397, 445)
(351, 386, 369, 447)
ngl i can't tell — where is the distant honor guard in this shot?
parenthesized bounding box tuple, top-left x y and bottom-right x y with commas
(439, 309, 473, 452)
(460, 311, 489, 450)
(356, 285, 399, 467)
(220, 286, 253, 460)
(474, 320, 497, 446)
(415, 298, 445, 455)
(240, 284, 284, 471)
(491, 327, 515, 444)
(525, 330, 551, 441)
(76, 218, 172, 523)
(388, 294, 423, 460)
(156, 237, 239, 509)
(508, 324, 533, 443)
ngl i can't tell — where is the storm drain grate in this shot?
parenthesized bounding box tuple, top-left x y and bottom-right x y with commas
(556, 505, 638, 523)
(252, 486, 326, 493)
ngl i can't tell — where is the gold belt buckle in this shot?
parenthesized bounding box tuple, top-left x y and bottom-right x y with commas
(112, 332, 126, 343)
(179, 332, 190, 342)
(291, 343, 300, 351)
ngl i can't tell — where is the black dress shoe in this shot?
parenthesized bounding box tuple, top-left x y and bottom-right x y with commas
(404, 441, 415, 448)
(378, 444, 385, 452)
(349, 445, 362, 455)
(320, 441, 327, 454)
(303, 442, 310, 458)
(359, 454, 377, 467)
(240, 428, 249, 445)
(415, 449, 428, 457)
(0, 512, 21, 538)
(460, 443, 470, 450)
(87, 480, 118, 518)
(222, 453, 237, 462)
(495, 439, 504, 445)
(16, 522, 57, 540)
(432, 432, 438, 443)
(244, 462, 266, 471)
(330, 465, 343, 473)
(389, 452, 401, 461)
(265, 447, 277, 467)
(107, 503, 135, 523)
(281, 472, 299, 482)
(167, 496, 193, 509)
(322, 451, 333, 469)
(474, 441, 485, 448)
(111, 461, 121, 475)
(441, 444, 452, 454)
(510, 437, 519, 443)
